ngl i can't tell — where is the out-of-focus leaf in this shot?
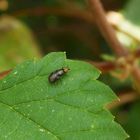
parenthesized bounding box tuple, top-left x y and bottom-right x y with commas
(116, 32, 137, 49)
(107, 12, 140, 49)
(123, 0, 140, 25)
(0, 16, 41, 71)
(123, 101, 140, 140)
(99, 74, 131, 92)
(101, 54, 115, 62)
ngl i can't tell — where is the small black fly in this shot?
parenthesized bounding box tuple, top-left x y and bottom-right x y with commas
(48, 67, 70, 83)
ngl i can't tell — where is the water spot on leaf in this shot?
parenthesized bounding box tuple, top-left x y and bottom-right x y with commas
(47, 132, 51, 135)
(39, 128, 45, 132)
(39, 106, 43, 110)
(68, 117, 72, 121)
(40, 89, 44, 92)
(27, 104, 31, 107)
(14, 71, 18, 75)
(91, 124, 94, 129)
(52, 109, 55, 113)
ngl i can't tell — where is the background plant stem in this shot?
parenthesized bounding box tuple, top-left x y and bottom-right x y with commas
(88, 0, 128, 56)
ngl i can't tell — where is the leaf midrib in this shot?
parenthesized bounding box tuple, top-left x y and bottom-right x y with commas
(0, 100, 61, 140)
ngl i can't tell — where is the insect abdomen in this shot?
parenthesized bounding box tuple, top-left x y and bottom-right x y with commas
(48, 67, 69, 83)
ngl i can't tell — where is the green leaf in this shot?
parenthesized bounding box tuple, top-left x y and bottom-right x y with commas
(123, 0, 140, 25)
(123, 101, 140, 140)
(0, 16, 41, 71)
(0, 52, 128, 139)
(101, 54, 115, 62)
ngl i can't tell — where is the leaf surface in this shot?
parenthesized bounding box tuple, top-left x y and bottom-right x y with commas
(0, 52, 128, 140)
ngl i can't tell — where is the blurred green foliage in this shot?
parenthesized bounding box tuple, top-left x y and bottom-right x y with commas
(0, 15, 41, 71)
(6, 0, 108, 60)
(123, 0, 140, 25)
(123, 101, 140, 140)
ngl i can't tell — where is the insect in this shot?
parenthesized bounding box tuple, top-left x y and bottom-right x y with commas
(48, 67, 70, 83)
